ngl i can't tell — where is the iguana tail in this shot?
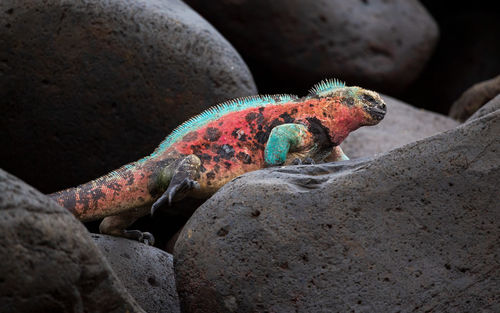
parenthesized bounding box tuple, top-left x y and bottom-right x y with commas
(48, 162, 156, 222)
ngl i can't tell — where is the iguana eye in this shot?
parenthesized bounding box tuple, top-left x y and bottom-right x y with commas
(362, 94, 377, 104)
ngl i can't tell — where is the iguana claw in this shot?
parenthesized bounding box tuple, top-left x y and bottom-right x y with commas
(151, 178, 200, 216)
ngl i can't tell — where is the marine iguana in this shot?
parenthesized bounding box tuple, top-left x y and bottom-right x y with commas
(49, 79, 386, 244)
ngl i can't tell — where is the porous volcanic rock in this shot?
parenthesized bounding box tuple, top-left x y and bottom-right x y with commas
(92, 234, 180, 313)
(174, 112, 500, 312)
(0, 0, 256, 193)
(0, 169, 145, 313)
(449, 75, 500, 122)
(185, 0, 438, 93)
(341, 95, 459, 158)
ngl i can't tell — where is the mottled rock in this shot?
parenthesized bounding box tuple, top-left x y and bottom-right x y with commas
(467, 94, 500, 122)
(92, 234, 180, 313)
(0, 0, 256, 193)
(185, 0, 438, 93)
(0, 169, 145, 313)
(449, 75, 500, 122)
(341, 95, 459, 158)
(175, 112, 500, 312)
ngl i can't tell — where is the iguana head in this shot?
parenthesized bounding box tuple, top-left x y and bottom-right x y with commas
(333, 86, 387, 126)
(307, 79, 387, 144)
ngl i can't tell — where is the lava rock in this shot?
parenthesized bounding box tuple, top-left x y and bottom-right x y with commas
(466, 94, 500, 122)
(174, 112, 500, 312)
(92, 234, 180, 313)
(341, 94, 459, 158)
(185, 0, 438, 94)
(0, 169, 145, 313)
(449, 75, 500, 122)
(0, 0, 256, 193)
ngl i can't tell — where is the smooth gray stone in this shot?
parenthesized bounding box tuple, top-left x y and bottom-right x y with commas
(93, 234, 180, 313)
(0, 169, 145, 313)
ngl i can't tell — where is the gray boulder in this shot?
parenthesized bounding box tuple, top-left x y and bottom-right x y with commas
(92, 234, 180, 313)
(467, 94, 500, 122)
(0, 169, 145, 313)
(185, 0, 438, 93)
(449, 75, 500, 122)
(341, 95, 459, 158)
(174, 111, 500, 312)
(0, 0, 256, 193)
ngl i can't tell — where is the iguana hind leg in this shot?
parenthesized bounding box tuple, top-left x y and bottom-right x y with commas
(99, 206, 155, 245)
(151, 154, 201, 215)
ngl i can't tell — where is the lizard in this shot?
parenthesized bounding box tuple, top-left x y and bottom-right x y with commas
(49, 79, 386, 244)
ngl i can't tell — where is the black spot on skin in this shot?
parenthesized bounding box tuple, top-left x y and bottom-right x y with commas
(214, 164, 220, 173)
(126, 172, 134, 186)
(342, 97, 355, 107)
(231, 128, 248, 141)
(239, 134, 247, 141)
(107, 181, 121, 192)
(236, 152, 252, 164)
(206, 171, 215, 180)
(306, 117, 333, 146)
(258, 125, 263, 131)
(217, 144, 235, 159)
(198, 153, 212, 163)
(213, 156, 220, 162)
(279, 112, 295, 123)
(224, 162, 231, 169)
(255, 131, 269, 144)
(202, 143, 210, 149)
(182, 131, 198, 142)
(246, 112, 259, 123)
(231, 128, 240, 138)
(191, 145, 202, 154)
(204, 127, 221, 142)
(259, 107, 265, 113)
(291, 108, 298, 114)
(200, 165, 206, 173)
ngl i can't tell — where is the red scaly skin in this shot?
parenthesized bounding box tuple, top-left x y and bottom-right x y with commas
(50, 85, 386, 224)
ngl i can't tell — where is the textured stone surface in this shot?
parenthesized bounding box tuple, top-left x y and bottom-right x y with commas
(449, 75, 500, 122)
(0, 0, 256, 193)
(0, 169, 145, 313)
(92, 234, 180, 313)
(341, 95, 459, 158)
(185, 0, 438, 93)
(175, 112, 500, 312)
(467, 94, 500, 122)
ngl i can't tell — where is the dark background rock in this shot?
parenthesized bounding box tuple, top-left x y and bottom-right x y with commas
(341, 94, 458, 158)
(184, 0, 438, 95)
(0, 169, 145, 313)
(0, 0, 256, 194)
(449, 75, 500, 122)
(92, 234, 180, 313)
(174, 112, 500, 312)
(401, 1, 500, 114)
(466, 94, 500, 122)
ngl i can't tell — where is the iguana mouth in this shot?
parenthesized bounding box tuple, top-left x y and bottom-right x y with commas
(366, 105, 386, 121)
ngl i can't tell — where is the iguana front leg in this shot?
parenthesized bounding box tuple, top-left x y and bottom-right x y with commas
(264, 123, 315, 166)
(151, 154, 201, 215)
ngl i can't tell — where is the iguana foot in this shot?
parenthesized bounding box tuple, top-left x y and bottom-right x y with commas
(151, 177, 200, 215)
(291, 157, 315, 165)
(123, 230, 155, 245)
(151, 154, 201, 216)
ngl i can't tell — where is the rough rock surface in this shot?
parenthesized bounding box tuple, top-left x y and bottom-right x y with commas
(0, 0, 256, 193)
(449, 75, 500, 121)
(175, 112, 500, 312)
(185, 0, 438, 93)
(0, 169, 145, 313)
(341, 95, 459, 158)
(467, 94, 500, 122)
(92, 234, 180, 313)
